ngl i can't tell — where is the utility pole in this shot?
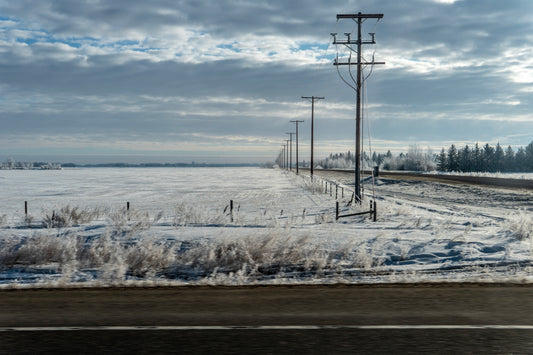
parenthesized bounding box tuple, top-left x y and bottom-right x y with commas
(302, 96, 324, 179)
(285, 140, 290, 171)
(333, 12, 384, 202)
(286, 132, 294, 171)
(281, 146, 285, 169)
(290, 120, 304, 175)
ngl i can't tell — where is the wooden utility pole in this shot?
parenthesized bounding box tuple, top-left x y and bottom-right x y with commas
(286, 132, 294, 171)
(302, 96, 324, 179)
(290, 120, 304, 175)
(333, 12, 384, 202)
(285, 140, 290, 171)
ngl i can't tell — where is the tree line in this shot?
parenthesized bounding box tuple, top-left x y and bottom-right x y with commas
(310, 141, 533, 173)
(437, 141, 533, 172)
(317, 146, 436, 172)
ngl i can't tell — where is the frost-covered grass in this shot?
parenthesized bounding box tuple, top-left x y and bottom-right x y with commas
(0, 167, 532, 287)
(0, 227, 383, 284)
(506, 210, 532, 241)
(173, 202, 227, 226)
(42, 205, 102, 228)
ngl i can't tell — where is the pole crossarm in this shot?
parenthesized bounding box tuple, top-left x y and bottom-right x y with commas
(336, 13, 383, 19)
(334, 60, 385, 66)
(332, 40, 377, 45)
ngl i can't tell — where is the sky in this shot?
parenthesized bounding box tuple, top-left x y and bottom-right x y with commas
(1, 0, 532, 164)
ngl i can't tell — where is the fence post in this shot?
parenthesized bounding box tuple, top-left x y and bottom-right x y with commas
(25, 201, 28, 216)
(230, 200, 234, 222)
(335, 185, 338, 200)
(336, 201, 339, 220)
(127, 202, 130, 211)
(373, 200, 377, 222)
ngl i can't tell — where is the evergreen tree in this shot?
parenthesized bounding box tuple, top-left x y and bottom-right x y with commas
(458, 145, 472, 172)
(447, 144, 459, 171)
(515, 147, 527, 171)
(526, 142, 533, 171)
(473, 143, 482, 171)
(483, 143, 495, 172)
(346, 151, 353, 163)
(504, 145, 515, 172)
(372, 152, 378, 165)
(437, 148, 447, 171)
(494, 143, 505, 172)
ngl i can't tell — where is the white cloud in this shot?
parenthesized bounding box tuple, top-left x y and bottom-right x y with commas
(428, 0, 461, 4)
(501, 46, 533, 84)
(0, 15, 329, 67)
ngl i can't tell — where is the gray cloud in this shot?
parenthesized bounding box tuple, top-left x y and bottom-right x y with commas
(0, 0, 532, 163)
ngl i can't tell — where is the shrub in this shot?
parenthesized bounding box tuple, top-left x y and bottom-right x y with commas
(43, 205, 101, 228)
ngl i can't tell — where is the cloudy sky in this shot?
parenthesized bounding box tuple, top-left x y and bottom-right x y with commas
(1, 0, 532, 164)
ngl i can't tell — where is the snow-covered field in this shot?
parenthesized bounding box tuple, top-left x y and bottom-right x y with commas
(0, 167, 531, 288)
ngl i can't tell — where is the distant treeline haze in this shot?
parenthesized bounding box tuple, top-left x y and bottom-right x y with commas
(314, 141, 533, 173)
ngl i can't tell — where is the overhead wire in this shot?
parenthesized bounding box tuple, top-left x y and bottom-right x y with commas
(302, 20, 338, 166)
(362, 18, 381, 200)
(335, 47, 357, 92)
(362, 70, 377, 200)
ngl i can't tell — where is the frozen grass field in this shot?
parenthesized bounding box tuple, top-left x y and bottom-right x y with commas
(0, 167, 532, 288)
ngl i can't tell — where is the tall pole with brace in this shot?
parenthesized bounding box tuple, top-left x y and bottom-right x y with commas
(333, 12, 384, 202)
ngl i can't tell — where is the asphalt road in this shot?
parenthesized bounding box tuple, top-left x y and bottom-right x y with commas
(1, 284, 533, 354)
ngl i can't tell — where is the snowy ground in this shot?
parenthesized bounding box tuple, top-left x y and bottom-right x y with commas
(425, 171, 533, 180)
(0, 167, 531, 288)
